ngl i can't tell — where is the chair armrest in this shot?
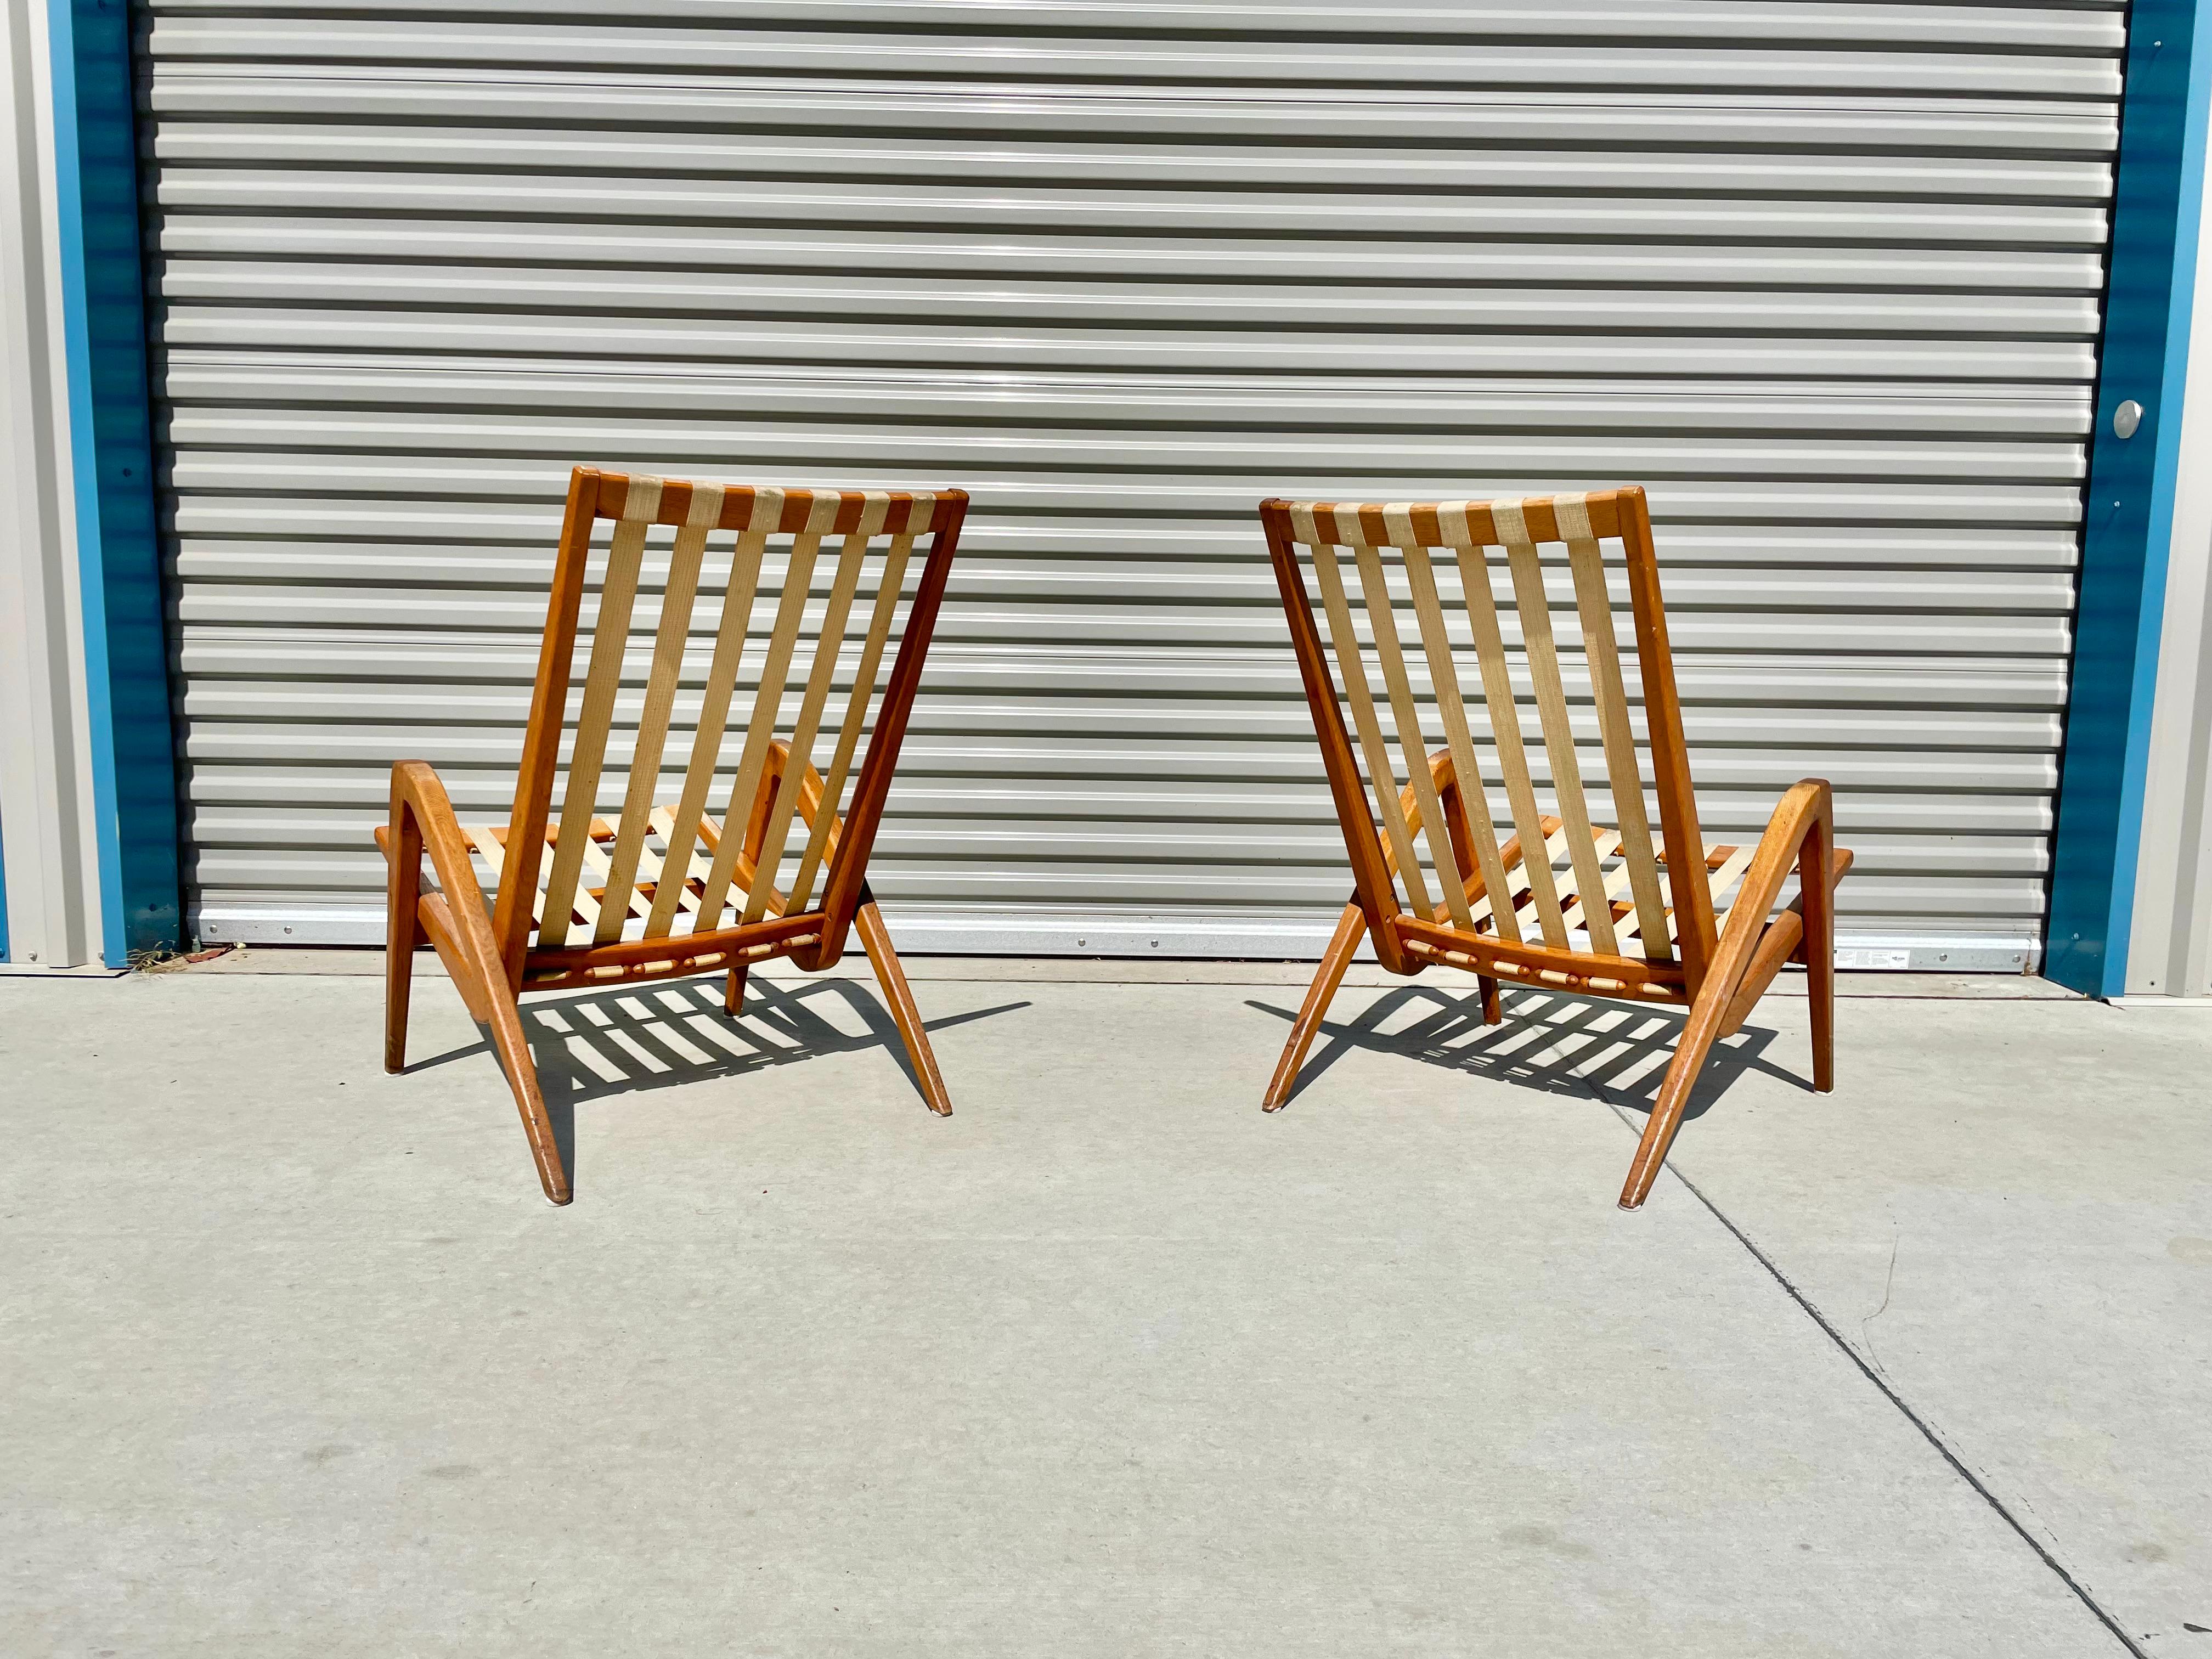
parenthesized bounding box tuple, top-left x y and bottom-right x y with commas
(386, 760, 506, 985)
(1709, 780, 1835, 986)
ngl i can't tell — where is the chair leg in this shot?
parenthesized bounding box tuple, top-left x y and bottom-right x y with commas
(1617, 970, 1737, 1211)
(854, 900, 952, 1116)
(383, 806, 424, 1075)
(725, 960, 748, 1017)
(473, 966, 570, 1205)
(1477, 973, 1502, 1025)
(1263, 902, 1366, 1110)
(1802, 821, 1837, 1094)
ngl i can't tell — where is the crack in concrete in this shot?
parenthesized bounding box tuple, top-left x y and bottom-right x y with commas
(1592, 1093, 2149, 1659)
(1859, 1229, 1901, 1383)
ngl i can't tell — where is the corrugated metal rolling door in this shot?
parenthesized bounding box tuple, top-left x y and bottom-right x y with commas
(139, 1, 2120, 963)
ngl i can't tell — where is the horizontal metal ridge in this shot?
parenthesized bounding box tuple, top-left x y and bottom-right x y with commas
(141, 1, 2117, 944)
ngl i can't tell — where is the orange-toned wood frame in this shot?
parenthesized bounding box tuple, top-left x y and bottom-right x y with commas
(1259, 487, 1852, 1207)
(377, 466, 968, 1204)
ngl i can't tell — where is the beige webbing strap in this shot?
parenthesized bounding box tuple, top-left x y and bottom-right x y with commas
(1496, 498, 1616, 955)
(1363, 509, 1472, 930)
(574, 832, 637, 934)
(1556, 828, 1626, 935)
(1395, 529, 1521, 944)
(1703, 844, 1758, 933)
(469, 826, 514, 923)
(693, 492, 842, 930)
(646, 487, 782, 936)
(538, 476, 661, 947)
(1293, 504, 1431, 917)
(786, 496, 932, 913)
(629, 806, 703, 931)
(1441, 502, 1569, 947)
(740, 494, 889, 924)
(1555, 492, 1672, 960)
(594, 482, 725, 943)
(1466, 823, 1567, 934)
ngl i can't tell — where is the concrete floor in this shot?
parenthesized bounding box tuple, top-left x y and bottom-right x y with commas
(3, 960, 2207, 1656)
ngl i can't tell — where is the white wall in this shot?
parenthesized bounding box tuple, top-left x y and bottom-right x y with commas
(0, 0, 105, 967)
(2128, 157, 2212, 995)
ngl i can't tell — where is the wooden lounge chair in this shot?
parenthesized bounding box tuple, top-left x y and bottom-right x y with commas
(378, 467, 968, 1203)
(1257, 488, 1850, 1208)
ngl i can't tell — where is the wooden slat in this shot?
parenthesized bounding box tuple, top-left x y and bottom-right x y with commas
(785, 510, 924, 913)
(1356, 517, 1474, 932)
(1291, 504, 1432, 918)
(1439, 503, 1570, 948)
(1554, 493, 1673, 963)
(1600, 840, 1748, 950)
(644, 487, 781, 937)
(595, 481, 725, 944)
(635, 802, 736, 929)
(538, 476, 661, 948)
(1389, 529, 1520, 945)
(1457, 817, 1571, 935)
(692, 492, 841, 931)
(1704, 844, 1760, 931)
(574, 831, 637, 936)
(625, 805, 702, 929)
(741, 494, 888, 924)
(1556, 829, 1627, 935)
(1494, 499, 1618, 956)
(464, 825, 511, 924)
(1466, 823, 1567, 932)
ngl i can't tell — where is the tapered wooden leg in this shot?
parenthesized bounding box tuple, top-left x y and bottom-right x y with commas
(1263, 901, 1367, 1110)
(474, 966, 569, 1205)
(383, 802, 424, 1074)
(725, 960, 748, 1017)
(854, 900, 952, 1116)
(1802, 819, 1837, 1094)
(1617, 970, 1735, 1211)
(1477, 973, 1502, 1025)
(1616, 780, 1841, 1209)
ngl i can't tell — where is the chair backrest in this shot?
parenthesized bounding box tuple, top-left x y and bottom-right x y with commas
(488, 467, 967, 973)
(1259, 487, 1718, 984)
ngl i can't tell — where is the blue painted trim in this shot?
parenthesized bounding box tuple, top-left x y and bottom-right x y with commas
(48, 0, 181, 963)
(0, 804, 10, 963)
(2048, 5, 2212, 997)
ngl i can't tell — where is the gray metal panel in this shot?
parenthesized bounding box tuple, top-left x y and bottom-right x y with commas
(138, 1, 2118, 953)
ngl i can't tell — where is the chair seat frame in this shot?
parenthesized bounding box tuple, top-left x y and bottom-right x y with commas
(378, 467, 968, 1204)
(1259, 487, 1852, 1207)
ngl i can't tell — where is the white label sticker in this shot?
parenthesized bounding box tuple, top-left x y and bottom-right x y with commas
(1834, 947, 1912, 970)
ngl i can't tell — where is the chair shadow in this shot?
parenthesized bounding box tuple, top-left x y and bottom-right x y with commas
(1250, 981, 1808, 1127)
(406, 977, 1030, 1192)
